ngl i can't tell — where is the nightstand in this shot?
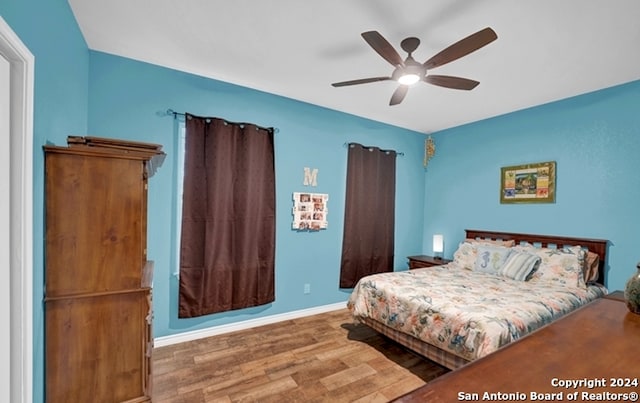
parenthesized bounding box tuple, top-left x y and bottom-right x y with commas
(407, 255, 452, 269)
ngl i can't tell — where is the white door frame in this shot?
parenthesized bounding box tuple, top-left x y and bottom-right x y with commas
(0, 16, 34, 403)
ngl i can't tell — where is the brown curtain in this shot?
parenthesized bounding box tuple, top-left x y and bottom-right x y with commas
(339, 143, 396, 288)
(179, 114, 276, 318)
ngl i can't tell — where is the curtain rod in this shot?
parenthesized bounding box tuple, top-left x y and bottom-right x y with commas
(166, 109, 279, 133)
(344, 142, 404, 156)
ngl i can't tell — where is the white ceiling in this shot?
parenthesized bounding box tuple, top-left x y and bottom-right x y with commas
(69, 0, 640, 134)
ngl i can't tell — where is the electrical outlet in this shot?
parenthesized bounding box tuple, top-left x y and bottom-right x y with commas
(303, 283, 311, 294)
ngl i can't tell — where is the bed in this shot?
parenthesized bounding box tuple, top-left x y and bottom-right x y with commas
(347, 229, 609, 370)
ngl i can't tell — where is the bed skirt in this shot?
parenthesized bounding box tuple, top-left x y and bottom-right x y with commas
(360, 316, 470, 370)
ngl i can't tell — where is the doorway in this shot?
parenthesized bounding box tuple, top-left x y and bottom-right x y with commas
(0, 16, 35, 403)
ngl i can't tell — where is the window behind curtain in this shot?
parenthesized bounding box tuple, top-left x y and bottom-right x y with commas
(174, 122, 186, 277)
(339, 143, 397, 288)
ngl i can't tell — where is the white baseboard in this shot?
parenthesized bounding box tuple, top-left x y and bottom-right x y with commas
(154, 301, 347, 348)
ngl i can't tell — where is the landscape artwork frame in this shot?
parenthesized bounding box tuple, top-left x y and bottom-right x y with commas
(500, 161, 556, 204)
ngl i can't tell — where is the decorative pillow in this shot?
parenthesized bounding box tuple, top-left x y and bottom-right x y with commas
(454, 240, 516, 270)
(583, 251, 600, 283)
(466, 238, 516, 248)
(498, 250, 541, 281)
(516, 245, 587, 288)
(472, 245, 512, 275)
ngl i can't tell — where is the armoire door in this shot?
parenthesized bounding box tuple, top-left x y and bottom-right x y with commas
(44, 138, 164, 403)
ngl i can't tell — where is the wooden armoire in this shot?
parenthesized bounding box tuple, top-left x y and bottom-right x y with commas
(44, 136, 165, 403)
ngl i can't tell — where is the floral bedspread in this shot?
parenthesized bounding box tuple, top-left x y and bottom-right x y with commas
(347, 264, 607, 361)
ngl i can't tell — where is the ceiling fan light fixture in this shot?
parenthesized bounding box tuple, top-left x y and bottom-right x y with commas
(398, 73, 420, 85)
(332, 28, 498, 105)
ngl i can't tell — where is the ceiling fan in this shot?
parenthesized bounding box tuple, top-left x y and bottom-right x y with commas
(331, 27, 498, 106)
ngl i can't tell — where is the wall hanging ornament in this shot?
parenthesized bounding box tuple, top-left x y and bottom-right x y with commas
(424, 135, 435, 167)
(303, 167, 318, 186)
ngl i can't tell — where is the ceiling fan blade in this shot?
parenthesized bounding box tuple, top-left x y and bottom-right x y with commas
(423, 27, 497, 70)
(389, 85, 409, 105)
(425, 75, 480, 90)
(361, 31, 404, 67)
(331, 76, 391, 87)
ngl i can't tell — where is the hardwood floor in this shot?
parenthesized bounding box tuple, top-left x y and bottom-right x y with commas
(152, 309, 449, 402)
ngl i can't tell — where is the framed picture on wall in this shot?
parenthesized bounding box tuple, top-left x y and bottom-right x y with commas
(500, 161, 556, 204)
(292, 192, 328, 230)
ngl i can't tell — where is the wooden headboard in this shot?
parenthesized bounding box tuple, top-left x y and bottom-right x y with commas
(465, 229, 609, 286)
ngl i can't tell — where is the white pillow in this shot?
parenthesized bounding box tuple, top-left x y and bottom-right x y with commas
(452, 242, 478, 270)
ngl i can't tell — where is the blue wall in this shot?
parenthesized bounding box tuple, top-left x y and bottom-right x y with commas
(1, 1, 89, 402)
(3, 1, 639, 399)
(423, 80, 640, 291)
(86, 51, 427, 338)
